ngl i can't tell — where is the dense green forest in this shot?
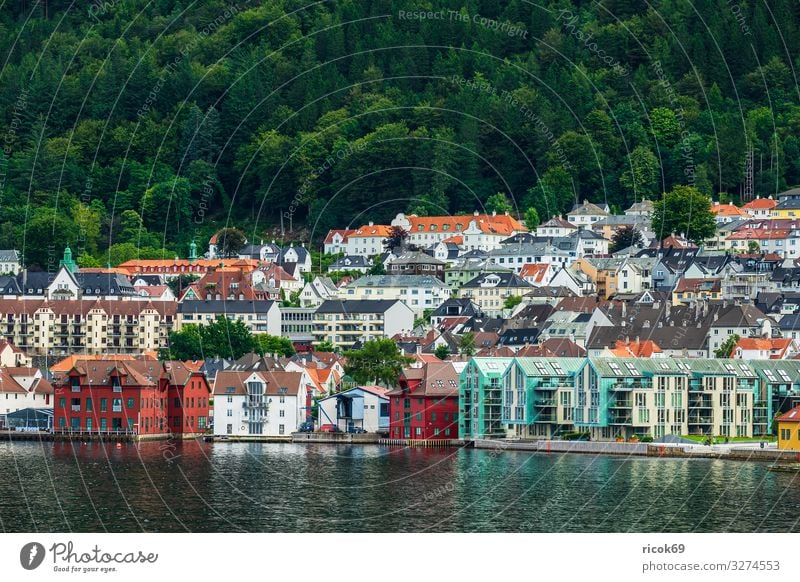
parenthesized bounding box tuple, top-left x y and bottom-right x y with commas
(1, 0, 799, 268)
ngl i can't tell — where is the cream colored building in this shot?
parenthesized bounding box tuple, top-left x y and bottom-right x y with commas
(0, 299, 176, 356)
(337, 275, 451, 316)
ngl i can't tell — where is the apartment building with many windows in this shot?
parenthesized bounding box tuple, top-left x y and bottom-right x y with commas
(459, 357, 800, 442)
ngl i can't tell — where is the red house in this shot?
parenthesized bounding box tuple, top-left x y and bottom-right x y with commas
(161, 360, 211, 435)
(388, 362, 460, 440)
(53, 359, 210, 438)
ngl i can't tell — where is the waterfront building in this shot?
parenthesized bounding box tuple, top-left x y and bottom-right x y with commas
(458, 357, 514, 439)
(0, 367, 53, 427)
(776, 406, 800, 451)
(388, 361, 462, 440)
(312, 299, 415, 349)
(316, 386, 390, 433)
(212, 369, 307, 437)
(51, 359, 210, 438)
(459, 357, 800, 442)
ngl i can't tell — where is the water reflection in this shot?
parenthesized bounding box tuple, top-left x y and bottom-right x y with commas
(0, 441, 797, 532)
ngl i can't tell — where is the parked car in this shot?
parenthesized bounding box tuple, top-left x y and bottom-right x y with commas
(349, 427, 367, 434)
(298, 421, 314, 433)
(318, 424, 341, 433)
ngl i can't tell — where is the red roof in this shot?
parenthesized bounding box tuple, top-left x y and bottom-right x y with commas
(350, 224, 393, 238)
(674, 278, 721, 293)
(520, 263, 549, 283)
(732, 338, 793, 359)
(728, 228, 790, 240)
(442, 235, 464, 245)
(742, 197, 778, 210)
(776, 406, 800, 423)
(407, 213, 526, 236)
(324, 229, 356, 244)
(608, 339, 663, 358)
(711, 202, 749, 217)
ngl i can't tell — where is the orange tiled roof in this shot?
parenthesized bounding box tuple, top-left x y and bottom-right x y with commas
(608, 339, 662, 358)
(117, 258, 261, 274)
(711, 202, 749, 217)
(407, 213, 526, 235)
(442, 235, 464, 245)
(350, 224, 393, 238)
(520, 263, 549, 283)
(742, 197, 778, 210)
(732, 338, 793, 358)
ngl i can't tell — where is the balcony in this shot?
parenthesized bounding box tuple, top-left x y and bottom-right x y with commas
(688, 416, 713, 425)
(534, 399, 556, 407)
(609, 416, 632, 425)
(71, 405, 81, 412)
(533, 416, 557, 423)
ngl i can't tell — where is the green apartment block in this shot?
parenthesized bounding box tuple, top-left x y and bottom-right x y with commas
(460, 356, 800, 441)
(460, 358, 512, 439)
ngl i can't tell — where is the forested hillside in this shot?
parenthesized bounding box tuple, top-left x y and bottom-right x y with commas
(1, 0, 799, 267)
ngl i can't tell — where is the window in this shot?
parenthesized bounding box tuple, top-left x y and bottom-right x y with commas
(86, 398, 93, 411)
(415, 412, 422, 421)
(100, 398, 108, 412)
(58, 397, 66, 409)
(279, 410, 285, 417)
(127, 398, 135, 409)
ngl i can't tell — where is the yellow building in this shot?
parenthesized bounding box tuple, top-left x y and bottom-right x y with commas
(776, 406, 800, 451)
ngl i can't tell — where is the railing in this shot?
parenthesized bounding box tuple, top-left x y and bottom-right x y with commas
(54, 428, 137, 436)
(534, 399, 556, 406)
(70, 405, 81, 412)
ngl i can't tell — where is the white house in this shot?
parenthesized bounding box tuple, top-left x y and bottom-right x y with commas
(0, 367, 53, 425)
(337, 275, 451, 316)
(323, 229, 356, 255)
(391, 212, 527, 252)
(344, 223, 392, 257)
(278, 245, 313, 274)
(212, 370, 308, 437)
(567, 200, 609, 227)
(535, 216, 577, 238)
(299, 276, 338, 308)
(0, 250, 21, 274)
(316, 386, 390, 432)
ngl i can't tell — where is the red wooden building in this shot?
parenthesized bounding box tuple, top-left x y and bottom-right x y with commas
(53, 359, 210, 437)
(388, 362, 460, 440)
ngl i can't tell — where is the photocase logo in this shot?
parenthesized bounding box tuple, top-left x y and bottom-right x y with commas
(20, 542, 46, 570)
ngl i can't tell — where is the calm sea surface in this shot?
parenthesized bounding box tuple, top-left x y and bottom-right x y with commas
(1, 440, 798, 532)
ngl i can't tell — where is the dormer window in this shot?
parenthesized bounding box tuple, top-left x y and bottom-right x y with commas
(70, 377, 81, 392)
(112, 376, 122, 392)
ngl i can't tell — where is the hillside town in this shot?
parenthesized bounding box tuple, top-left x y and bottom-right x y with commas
(3, 191, 800, 450)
